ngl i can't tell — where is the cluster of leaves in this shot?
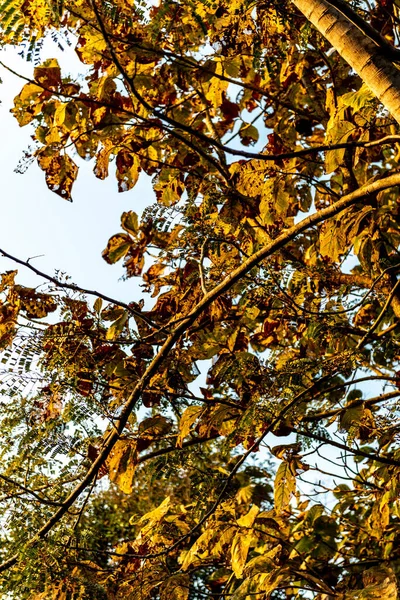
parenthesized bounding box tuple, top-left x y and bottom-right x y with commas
(2, 0, 400, 598)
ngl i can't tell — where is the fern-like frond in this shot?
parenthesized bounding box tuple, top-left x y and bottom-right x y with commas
(0, 328, 44, 398)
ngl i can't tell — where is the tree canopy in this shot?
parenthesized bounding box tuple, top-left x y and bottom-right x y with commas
(2, 0, 400, 598)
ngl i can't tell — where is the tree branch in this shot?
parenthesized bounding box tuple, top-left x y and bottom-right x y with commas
(1, 155, 400, 574)
(0, 248, 156, 328)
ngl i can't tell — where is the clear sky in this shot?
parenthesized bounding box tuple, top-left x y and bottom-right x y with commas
(0, 42, 153, 305)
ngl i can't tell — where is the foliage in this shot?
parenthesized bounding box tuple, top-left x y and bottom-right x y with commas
(2, 0, 400, 598)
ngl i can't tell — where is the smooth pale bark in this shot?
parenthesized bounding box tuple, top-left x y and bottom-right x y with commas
(292, 0, 400, 124)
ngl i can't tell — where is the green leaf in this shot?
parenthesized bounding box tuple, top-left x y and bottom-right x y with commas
(340, 402, 364, 431)
(294, 535, 314, 554)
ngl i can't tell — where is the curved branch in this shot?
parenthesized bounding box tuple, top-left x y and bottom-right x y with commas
(303, 389, 400, 421)
(0, 474, 63, 507)
(3, 58, 400, 166)
(1, 171, 400, 573)
(0, 248, 155, 328)
(296, 428, 400, 466)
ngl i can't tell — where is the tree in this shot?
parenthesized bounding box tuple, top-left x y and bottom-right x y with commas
(1, 0, 400, 597)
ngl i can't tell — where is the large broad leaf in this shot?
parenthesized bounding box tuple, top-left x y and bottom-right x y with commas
(231, 531, 253, 579)
(12, 83, 45, 126)
(102, 234, 132, 264)
(135, 496, 171, 536)
(236, 505, 259, 528)
(274, 461, 296, 514)
(176, 406, 204, 447)
(107, 438, 138, 494)
(232, 159, 266, 197)
(239, 122, 259, 146)
(346, 566, 397, 600)
(34, 58, 62, 89)
(340, 402, 364, 431)
(121, 211, 139, 236)
(106, 310, 129, 341)
(160, 574, 190, 600)
(154, 169, 185, 206)
(180, 529, 215, 571)
(116, 151, 141, 192)
(37, 151, 78, 201)
(319, 217, 347, 263)
(341, 84, 376, 113)
(325, 120, 355, 173)
(231, 569, 284, 600)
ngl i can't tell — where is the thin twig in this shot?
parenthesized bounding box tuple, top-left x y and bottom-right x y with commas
(356, 278, 400, 348)
(0, 247, 155, 328)
(0, 474, 63, 507)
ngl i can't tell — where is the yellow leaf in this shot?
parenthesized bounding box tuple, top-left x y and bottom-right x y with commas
(237, 504, 259, 528)
(204, 62, 228, 107)
(0, 271, 17, 293)
(116, 151, 141, 192)
(180, 529, 215, 570)
(319, 218, 347, 263)
(260, 179, 275, 225)
(176, 406, 204, 447)
(94, 141, 115, 180)
(93, 298, 103, 313)
(138, 496, 171, 525)
(160, 574, 190, 600)
(231, 531, 252, 579)
(274, 462, 296, 514)
(133, 497, 172, 536)
(232, 159, 265, 197)
(76, 26, 108, 64)
(341, 84, 375, 113)
(106, 310, 129, 341)
(244, 545, 281, 577)
(37, 152, 78, 200)
(121, 211, 139, 236)
(54, 101, 78, 130)
(346, 566, 397, 600)
(325, 120, 354, 173)
(108, 438, 137, 494)
(102, 234, 132, 264)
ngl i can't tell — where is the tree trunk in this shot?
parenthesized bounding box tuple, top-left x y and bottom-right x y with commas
(291, 0, 400, 124)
